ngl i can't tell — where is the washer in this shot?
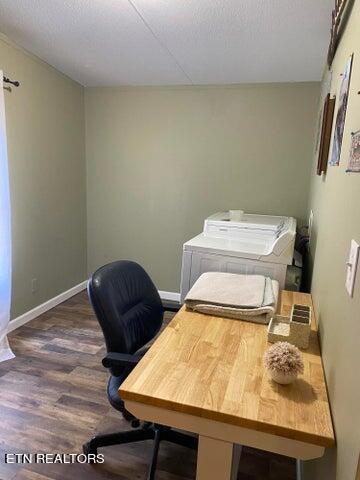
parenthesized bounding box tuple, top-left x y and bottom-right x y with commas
(180, 211, 296, 303)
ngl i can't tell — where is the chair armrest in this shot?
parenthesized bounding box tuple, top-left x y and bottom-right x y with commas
(102, 352, 142, 369)
(162, 300, 181, 313)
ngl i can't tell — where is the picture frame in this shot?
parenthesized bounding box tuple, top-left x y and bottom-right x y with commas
(316, 94, 336, 175)
(346, 129, 360, 172)
(327, 0, 350, 67)
(329, 54, 353, 166)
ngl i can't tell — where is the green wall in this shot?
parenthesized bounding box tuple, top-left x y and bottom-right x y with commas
(305, 1, 360, 479)
(1, 36, 87, 319)
(85, 83, 319, 292)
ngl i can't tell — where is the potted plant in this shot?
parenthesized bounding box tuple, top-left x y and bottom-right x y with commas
(264, 341, 304, 385)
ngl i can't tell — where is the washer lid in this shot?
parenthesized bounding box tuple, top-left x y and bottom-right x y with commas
(183, 233, 269, 259)
(205, 211, 286, 233)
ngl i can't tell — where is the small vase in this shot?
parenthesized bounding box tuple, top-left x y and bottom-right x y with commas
(269, 369, 298, 385)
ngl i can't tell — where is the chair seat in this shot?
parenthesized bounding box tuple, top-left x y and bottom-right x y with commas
(107, 343, 151, 412)
(107, 374, 127, 411)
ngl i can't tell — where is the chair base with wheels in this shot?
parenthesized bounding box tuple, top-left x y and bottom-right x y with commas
(83, 423, 198, 480)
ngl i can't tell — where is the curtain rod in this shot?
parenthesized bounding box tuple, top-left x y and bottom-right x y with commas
(3, 76, 20, 87)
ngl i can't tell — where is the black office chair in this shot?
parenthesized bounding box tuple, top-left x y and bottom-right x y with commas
(83, 260, 197, 480)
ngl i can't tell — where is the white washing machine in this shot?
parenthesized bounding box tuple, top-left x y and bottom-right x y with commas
(180, 211, 296, 303)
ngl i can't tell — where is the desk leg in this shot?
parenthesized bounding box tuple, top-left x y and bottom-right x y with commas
(196, 435, 242, 480)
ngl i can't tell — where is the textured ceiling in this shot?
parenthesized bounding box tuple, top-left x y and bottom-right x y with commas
(0, 0, 333, 86)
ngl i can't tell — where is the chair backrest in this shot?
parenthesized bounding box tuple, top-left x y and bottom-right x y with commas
(88, 261, 163, 373)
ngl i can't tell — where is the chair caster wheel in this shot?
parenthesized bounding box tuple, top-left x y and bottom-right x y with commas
(131, 419, 140, 428)
(83, 441, 97, 457)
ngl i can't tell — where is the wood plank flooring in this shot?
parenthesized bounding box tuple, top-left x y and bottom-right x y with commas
(0, 292, 296, 480)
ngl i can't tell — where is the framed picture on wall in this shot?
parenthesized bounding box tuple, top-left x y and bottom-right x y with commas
(314, 70, 332, 158)
(327, 0, 350, 67)
(346, 130, 360, 172)
(317, 94, 336, 175)
(329, 54, 353, 166)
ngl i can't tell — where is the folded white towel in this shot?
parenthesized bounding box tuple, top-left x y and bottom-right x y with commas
(185, 272, 279, 324)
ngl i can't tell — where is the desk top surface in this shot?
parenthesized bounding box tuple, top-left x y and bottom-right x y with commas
(120, 291, 335, 447)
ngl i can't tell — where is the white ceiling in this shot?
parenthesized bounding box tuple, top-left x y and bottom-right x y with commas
(0, 0, 333, 86)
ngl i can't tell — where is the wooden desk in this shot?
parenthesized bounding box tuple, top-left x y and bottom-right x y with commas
(120, 291, 335, 480)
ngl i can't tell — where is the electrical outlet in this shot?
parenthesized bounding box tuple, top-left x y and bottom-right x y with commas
(31, 278, 38, 293)
(345, 240, 359, 297)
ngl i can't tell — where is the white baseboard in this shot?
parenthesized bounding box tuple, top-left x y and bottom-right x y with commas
(8, 280, 87, 333)
(7, 284, 180, 334)
(159, 290, 181, 303)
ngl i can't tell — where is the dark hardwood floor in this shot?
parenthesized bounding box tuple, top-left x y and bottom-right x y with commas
(0, 292, 296, 480)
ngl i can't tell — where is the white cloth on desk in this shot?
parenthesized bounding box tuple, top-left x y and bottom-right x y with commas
(184, 272, 279, 324)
